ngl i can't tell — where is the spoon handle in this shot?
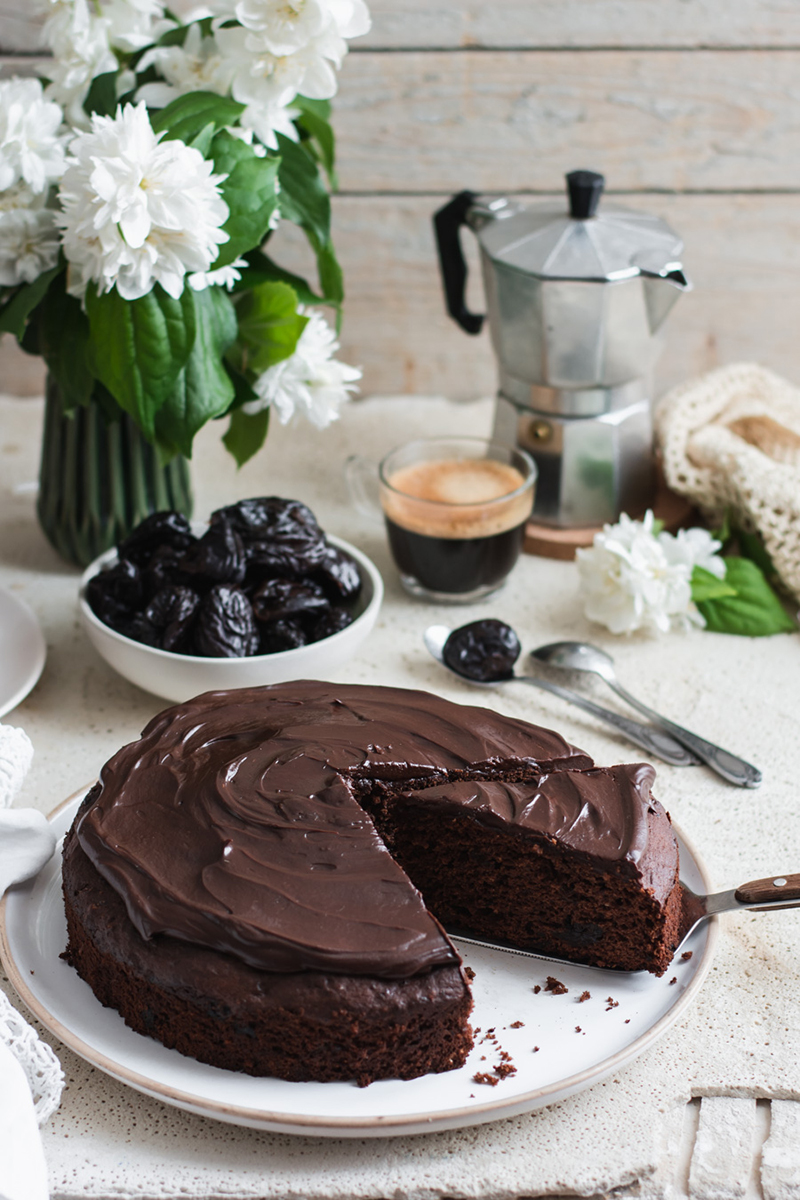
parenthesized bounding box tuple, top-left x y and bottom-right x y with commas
(606, 680, 762, 788)
(516, 675, 700, 766)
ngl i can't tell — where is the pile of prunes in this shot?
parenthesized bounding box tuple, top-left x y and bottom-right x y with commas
(85, 497, 363, 658)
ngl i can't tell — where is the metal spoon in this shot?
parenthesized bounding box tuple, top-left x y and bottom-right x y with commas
(447, 871, 800, 971)
(424, 624, 699, 767)
(529, 641, 761, 789)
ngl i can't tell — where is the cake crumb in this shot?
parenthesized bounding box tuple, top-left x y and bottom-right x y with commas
(532, 985, 541, 994)
(625, 1019, 630, 1024)
(578, 990, 591, 1003)
(681, 951, 693, 961)
(494, 1061, 517, 1079)
(605, 996, 619, 1011)
(464, 966, 476, 980)
(510, 1020, 524, 1029)
(532, 1046, 540, 1052)
(575, 1026, 582, 1033)
(545, 976, 568, 995)
(669, 976, 677, 985)
(472, 1072, 499, 1087)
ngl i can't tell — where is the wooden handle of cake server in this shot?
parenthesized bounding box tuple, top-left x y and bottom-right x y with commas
(734, 873, 800, 908)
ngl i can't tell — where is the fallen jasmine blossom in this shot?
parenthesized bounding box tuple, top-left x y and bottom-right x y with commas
(576, 511, 725, 635)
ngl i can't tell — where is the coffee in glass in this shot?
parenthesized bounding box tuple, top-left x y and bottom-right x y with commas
(378, 438, 536, 601)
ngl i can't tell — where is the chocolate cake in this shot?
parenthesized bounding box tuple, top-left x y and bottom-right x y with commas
(61, 681, 680, 1085)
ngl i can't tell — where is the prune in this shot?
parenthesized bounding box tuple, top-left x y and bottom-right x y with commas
(141, 545, 188, 602)
(309, 607, 354, 642)
(442, 619, 521, 682)
(211, 497, 321, 542)
(245, 534, 327, 581)
(86, 559, 143, 629)
(251, 578, 331, 622)
(117, 512, 195, 567)
(314, 546, 362, 602)
(145, 586, 200, 652)
(258, 617, 308, 654)
(120, 613, 161, 647)
(180, 522, 246, 586)
(193, 586, 260, 658)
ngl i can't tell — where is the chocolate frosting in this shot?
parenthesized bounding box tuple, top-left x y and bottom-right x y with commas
(396, 767, 657, 867)
(76, 681, 599, 979)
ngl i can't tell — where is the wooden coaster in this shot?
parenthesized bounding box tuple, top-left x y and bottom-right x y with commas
(524, 482, 695, 560)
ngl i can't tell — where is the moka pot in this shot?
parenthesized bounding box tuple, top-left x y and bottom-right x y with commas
(434, 171, 691, 527)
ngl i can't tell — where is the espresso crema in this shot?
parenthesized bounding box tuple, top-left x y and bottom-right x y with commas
(382, 458, 530, 539)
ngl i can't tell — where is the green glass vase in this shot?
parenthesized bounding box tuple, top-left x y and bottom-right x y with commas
(37, 376, 193, 568)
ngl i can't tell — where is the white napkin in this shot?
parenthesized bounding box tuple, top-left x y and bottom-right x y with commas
(0, 726, 55, 892)
(0, 724, 63, 1200)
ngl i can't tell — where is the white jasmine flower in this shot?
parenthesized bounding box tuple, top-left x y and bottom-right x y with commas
(244, 308, 360, 427)
(0, 208, 61, 286)
(0, 79, 68, 195)
(137, 24, 236, 106)
(103, 0, 174, 53)
(658, 526, 726, 579)
(576, 510, 705, 635)
(42, 0, 118, 128)
(188, 256, 247, 290)
(326, 0, 371, 38)
(214, 0, 329, 52)
(58, 102, 230, 301)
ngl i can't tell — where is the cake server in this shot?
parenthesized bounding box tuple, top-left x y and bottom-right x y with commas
(424, 624, 699, 767)
(446, 872, 800, 971)
(529, 641, 761, 788)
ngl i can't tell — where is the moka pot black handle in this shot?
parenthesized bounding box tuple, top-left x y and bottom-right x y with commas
(433, 190, 485, 335)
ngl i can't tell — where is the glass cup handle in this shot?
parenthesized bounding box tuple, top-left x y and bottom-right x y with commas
(344, 454, 383, 523)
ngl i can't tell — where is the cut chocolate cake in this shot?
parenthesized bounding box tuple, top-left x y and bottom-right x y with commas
(61, 681, 680, 1085)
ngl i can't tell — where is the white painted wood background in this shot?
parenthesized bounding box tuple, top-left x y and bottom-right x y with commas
(3, 2, 800, 405)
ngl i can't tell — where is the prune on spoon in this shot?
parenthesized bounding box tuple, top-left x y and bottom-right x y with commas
(180, 522, 246, 586)
(258, 617, 308, 654)
(145, 586, 200, 652)
(442, 619, 521, 682)
(309, 607, 354, 642)
(193, 586, 260, 657)
(251, 578, 331, 623)
(314, 546, 362, 602)
(117, 512, 196, 567)
(86, 559, 143, 629)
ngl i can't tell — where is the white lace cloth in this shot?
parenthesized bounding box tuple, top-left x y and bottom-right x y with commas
(656, 361, 800, 604)
(0, 723, 63, 1200)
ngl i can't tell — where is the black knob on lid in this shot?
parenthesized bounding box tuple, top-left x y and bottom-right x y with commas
(567, 169, 605, 220)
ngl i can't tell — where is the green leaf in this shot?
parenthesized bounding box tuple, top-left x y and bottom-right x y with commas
(234, 249, 323, 305)
(737, 530, 776, 578)
(308, 231, 344, 306)
(151, 91, 245, 144)
(276, 133, 331, 247)
(294, 97, 337, 189)
(189, 120, 216, 157)
(222, 405, 270, 467)
(696, 556, 796, 636)
(209, 131, 280, 267)
(83, 71, 119, 118)
(85, 284, 196, 440)
(234, 280, 307, 374)
(37, 275, 94, 410)
(690, 564, 737, 604)
(223, 361, 259, 410)
(154, 286, 238, 458)
(0, 265, 63, 340)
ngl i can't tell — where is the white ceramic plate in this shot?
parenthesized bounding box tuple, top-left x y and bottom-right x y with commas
(0, 792, 717, 1138)
(0, 587, 46, 719)
(79, 533, 383, 703)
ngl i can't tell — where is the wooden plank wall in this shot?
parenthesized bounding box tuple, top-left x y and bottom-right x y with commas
(3, 2, 800, 402)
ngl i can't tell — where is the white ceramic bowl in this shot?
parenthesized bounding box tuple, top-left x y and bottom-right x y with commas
(79, 533, 383, 703)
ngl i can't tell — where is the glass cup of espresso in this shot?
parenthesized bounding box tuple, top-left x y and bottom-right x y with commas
(377, 437, 536, 602)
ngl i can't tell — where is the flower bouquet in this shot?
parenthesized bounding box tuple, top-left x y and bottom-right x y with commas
(0, 0, 367, 563)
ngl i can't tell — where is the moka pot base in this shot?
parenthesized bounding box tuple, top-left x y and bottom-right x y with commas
(522, 472, 694, 561)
